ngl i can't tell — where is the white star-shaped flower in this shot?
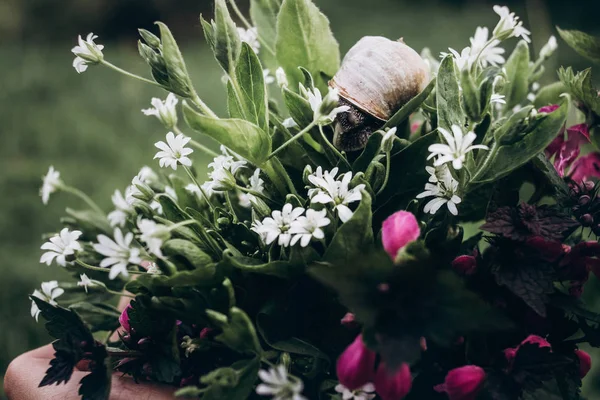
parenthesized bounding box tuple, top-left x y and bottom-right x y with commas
(72, 33, 104, 73)
(428, 125, 489, 170)
(256, 365, 307, 400)
(289, 209, 331, 247)
(417, 164, 462, 215)
(470, 27, 505, 67)
(40, 228, 82, 267)
(77, 274, 95, 293)
(31, 281, 64, 322)
(93, 228, 142, 279)
(40, 166, 62, 205)
(142, 93, 179, 129)
(154, 132, 193, 170)
(108, 189, 133, 227)
(490, 93, 506, 105)
(492, 5, 531, 43)
(237, 26, 260, 54)
(251, 204, 305, 247)
(308, 169, 364, 223)
(263, 69, 275, 85)
(304, 86, 350, 125)
(137, 218, 170, 258)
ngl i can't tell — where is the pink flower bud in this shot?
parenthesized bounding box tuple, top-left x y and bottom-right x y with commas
(539, 104, 560, 114)
(337, 335, 377, 390)
(575, 349, 592, 378)
(119, 304, 132, 333)
(374, 362, 412, 400)
(200, 327, 214, 339)
(521, 335, 551, 349)
(452, 255, 477, 275)
(504, 347, 518, 364)
(434, 365, 486, 400)
(382, 211, 420, 260)
(341, 312, 357, 328)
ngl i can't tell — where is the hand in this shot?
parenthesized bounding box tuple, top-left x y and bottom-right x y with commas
(4, 344, 177, 400)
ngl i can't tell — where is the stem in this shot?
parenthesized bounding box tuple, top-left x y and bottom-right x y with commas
(376, 152, 392, 196)
(318, 125, 352, 170)
(183, 166, 215, 212)
(101, 60, 163, 88)
(228, 0, 276, 56)
(106, 289, 135, 298)
(60, 185, 104, 214)
(267, 121, 317, 160)
(173, 126, 219, 157)
(192, 93, 218, 119)
(225, 192, 239, 223)
(469, 142, 498, 185)
(76, 259, 110, 273)
(167, 219, 198, 231)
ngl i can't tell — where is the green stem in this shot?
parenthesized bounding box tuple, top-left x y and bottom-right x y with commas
(376, 152, 392, 196)
(469, 142, 498, 186)
(267, 121, 317, 160)
(60, 185, 104, 214)
(192, 93, 218, 119)
(76, 259, 110, 273)
(173, 126, 219, 157)
(183, 166, 215, 212)
(318, 125, 352, 170)
(106, 289, 135, 298)
(228, 0, 276, 56)
(225, 192, 239, 223)
(101, 60, 163, 88)
(167, 219, 198, 231)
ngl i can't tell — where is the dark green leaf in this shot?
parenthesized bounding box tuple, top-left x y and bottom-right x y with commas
(162, 238, 213, 270)
(384, 78, 436, 129)
(436, 56, 464, 131)
(199, 358, 260, 400)
(557, 27, 600, 64)
(531, 154, 570, 201)
(534, 82, 567, 109)
(558, 67, 600, 116)
(68, 302, 121, 333)
(282, 86, 313, 126)
(223, 246, 318, 278)
(250, 0, 282, 70)
(502, 40, 531, 109)
(207, 307, 263, 355)
(78, 366, 111, 400)
(212, 0, 241, 75)
(155, 22, 194, 97)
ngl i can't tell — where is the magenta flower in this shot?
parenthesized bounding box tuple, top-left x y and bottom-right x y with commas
(570, 152, 600, 182)
(373, 362, 412, 400)
(559, 241, 600, 297)
(434, 365, 486, 400)
(119, 304, 132, 333)
(336, 335, 377, 390)
(575, 349, 592, 378)
(382, 211, 420, 260)
(504, 335, 552, 366)
(452, 255, 477, 275)
(545, 124, 590, 177)
(539, 104, 560, 114)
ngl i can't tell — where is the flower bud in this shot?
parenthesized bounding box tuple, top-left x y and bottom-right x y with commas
(452, 255, 477, 275)
(138, 29, 161, 50)
(119, 304, 132, 333)
(341, 312, 357, 328)
(210, 168, 237, 192)
(380, 127, 397, 153)
(250, 196, 272, 220)
(373, 362, 412, 400)
(336, 335, 377, 390)
(521, 334, 551, 349)
(580, 214, 594, 227)
(575, 349, 592, 378)
(434, 365, 486, 400)
(276, 67, 288, 88)
(381, 211, 421, 261)
(539, 35, 557, 59)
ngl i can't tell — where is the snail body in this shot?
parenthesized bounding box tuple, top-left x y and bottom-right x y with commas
(330, 36, 431, 151)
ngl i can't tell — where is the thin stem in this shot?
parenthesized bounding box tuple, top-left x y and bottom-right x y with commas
(318, 125, 352, 170)
(267, 121, 317, 160)
(469, 142, 498, 185)
(225, 192, 239, 223)
(101, 60, 163, 88)
(228, 0, 276, 56)
(173, 126, 219, 157)
(376, 152, 392, 196)
(76, 259, 110, 273)
(106, 289, 135, 298)
(192, 93, 218, 119)
(167, 219, 198, 231)
(60, 185, 104, 214)
(183, 166, 215, 212)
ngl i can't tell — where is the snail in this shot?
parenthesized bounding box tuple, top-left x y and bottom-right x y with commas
(330, 36, 431, 151)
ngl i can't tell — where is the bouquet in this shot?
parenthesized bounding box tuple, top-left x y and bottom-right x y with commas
(31, 0, 600, 398)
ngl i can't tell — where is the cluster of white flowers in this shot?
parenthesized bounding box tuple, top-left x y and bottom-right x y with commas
(142, 93, 179, 129)
(238, 26, 260, 54)
(335, 383, 376, 400)
(93, 228, 142, 279)
(40, 166, 62, 205)
(154, 132, 194, 170)
(417, 163, 462, 216)
(72, 33, 104, 73)
(31, 281, 64, 322)
(308, 167, 365, 223)
(302, 85, 350, 125)
(40, 228, 82, 267)
(256, 365, 306, 400)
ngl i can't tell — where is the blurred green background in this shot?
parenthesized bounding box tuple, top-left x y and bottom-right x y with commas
(1, 0, 599, 397)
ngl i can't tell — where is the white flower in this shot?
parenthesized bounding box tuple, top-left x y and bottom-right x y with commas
(93, 228, 142, 280)
(282, 118, 298, 129)
(40, 166, 62, 205)
(137, 218, 170, 258)
(205, 151, 247, 192)
(441, 47, 472, 71)
(417, 164, 462, 215)
(276, 67, 288, 88)
(40, 228, 82, 267)
(470, 27, 505, 67)
(77, 274, 95, 293)
(540, 35, 558, 59)
(256, 365, 307, 400)
(308, 168, 364, 223)
(138, 166, 159, 185)
(251, 204, 305, 247)
(289, 209, 331, 247)
(527, 93, 536, 102)
(532, 82, 540, 92)
(237, 26, 260, 54)
(154, 132, 193, 170)
(304, 86, 350, 125)
(142, 93, 179, 128)
(31, 281, 64, 322)
(380, 127, 397, 153)
(240, 168, 265, 207)
(335, 383, 376, 400)
(427, 125, 489, 170)
(72, 33, 104, 73)
(108, 189, 133, 227)
(492, 5, 531, 43)
(490, 93, 506, 105)
(263, 69, 275, 85)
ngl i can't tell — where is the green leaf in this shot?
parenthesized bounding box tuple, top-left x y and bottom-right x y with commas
(558, 67, 600, 116)
(250, 0, 282, 70)
(198, 358, 260, 400)
(223, 246, 319, 278)
(474, 102, 568, 183)
(461, 68, 481, 122)
(503, 41, 531, 109)
(275, 0, 340, 91)
(557, 27, 600, 64)
(324, 191, 373, 264)
(531, 154, 570, 201)
(162, 238, 213, 270)
(183, 102, 272, 165)
(231, 42, 269, 131)
(206, 307, 263, 355)
(125, 265, 220, 294)
(32, 297, 94, 343)
(155, 22, 195, 97)
(282, 86, 313, 126)
(534, 82, 567, 108)
(156, 193, 189, 223)
(353, 133, 383, 173)
(68, 302, 121, 333)
(62, 208, 111, 240)
(384, 78, 436, 129)
(436, 56, 464, 131)
(212, 0, 241, 75)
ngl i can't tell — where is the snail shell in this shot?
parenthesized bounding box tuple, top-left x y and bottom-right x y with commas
(330, 36, 430, 151)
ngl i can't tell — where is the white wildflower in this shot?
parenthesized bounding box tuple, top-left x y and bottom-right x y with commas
(527, 93, 536, 102)
(335, 383, 376, 400)
(93, 228, 142, 280)
(237, 26, 260, 54)
(289, 209, 331, 247)
(142, 93, 179, 129)
(72, 33, 104, 73)
(256, 365, 307, 400)
(31, 281, 64, 322)
(263, 69, 275, 85)
(441, 47, 472, 71)
(251, 204, 305, 247)
(108, 189, 133, 227)
(490, 93, 507, 105)
(276, 67, 288, 88)
(40, 166, 62, 205)
(532, 82, 540, 92)
(417, 164, 462, 216)
(154, 132, 193, 170)
(137, 218, 170, 258)
(304, 85, 350, 125)
(492, 5, 531, 43)
(470, 27, 505, 67)
(540, 35, 558, 59)
(427, 124, 489, 170)
(138, 166, 159, 185)
(282, 118, 298, 129)
(308, 169, 364, 223)
(40, 228, 82, 267)
(77, 274, 95, 293)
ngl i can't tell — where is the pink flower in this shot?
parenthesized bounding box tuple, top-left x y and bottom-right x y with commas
(337, 335, 377, 390)
(559, 241, 600, 297)
(452, 255, 477, 275)
(382, 211, 420, 260)
(539, 104, 560, 114)
(546, 124, 590, 177)
(570, 152, 600, 182)
(119, 304, 132, 333)
(434, 365, 486, 400)
(505, 335, 552, 366)
(374, 362, 412, 400)
(341, 312, 357, 328)
(575, 349, 592, 378)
